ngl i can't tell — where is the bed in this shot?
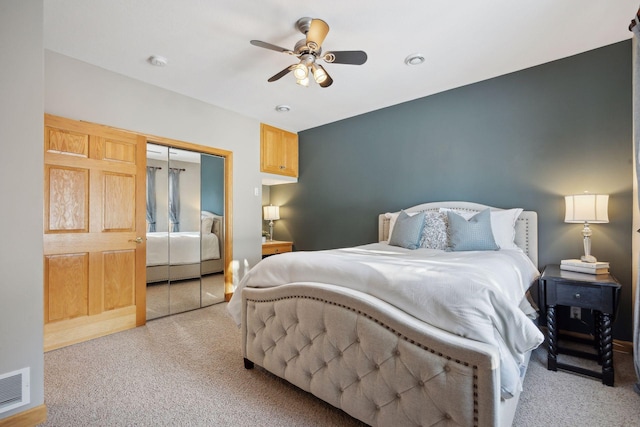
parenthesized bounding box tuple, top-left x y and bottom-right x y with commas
(146, 212, 224, 282)
(228, 202, 543, 426)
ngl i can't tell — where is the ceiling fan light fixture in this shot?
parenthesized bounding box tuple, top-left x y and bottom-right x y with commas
(251, 17, 367, 88)
(312, 64, 328, 84)
(405, 53, 425, 66)
(292, 63, 309, 80)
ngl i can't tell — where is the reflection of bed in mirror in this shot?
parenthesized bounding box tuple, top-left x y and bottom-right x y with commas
(146, 212, 224, 283)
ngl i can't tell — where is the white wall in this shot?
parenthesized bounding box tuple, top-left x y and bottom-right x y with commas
(45, 50, 264, 276)
(0, 0, 45, 418)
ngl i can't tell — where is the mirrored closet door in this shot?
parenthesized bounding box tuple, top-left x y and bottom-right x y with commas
(146, 143, 225, 320)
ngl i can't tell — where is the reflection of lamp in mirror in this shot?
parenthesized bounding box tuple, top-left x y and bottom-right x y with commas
(263, 205, 280, 241)
(564, 193, 609, 262)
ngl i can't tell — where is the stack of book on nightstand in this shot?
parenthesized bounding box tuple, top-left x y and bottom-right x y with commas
(560, 259, 609, 275)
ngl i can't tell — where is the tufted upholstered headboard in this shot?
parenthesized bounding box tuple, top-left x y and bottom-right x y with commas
(378, 201, 538, 268)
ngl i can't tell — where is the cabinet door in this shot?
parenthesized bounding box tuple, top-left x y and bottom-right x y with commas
(261, 123, 298, 177)
(280, 130, 298, 177)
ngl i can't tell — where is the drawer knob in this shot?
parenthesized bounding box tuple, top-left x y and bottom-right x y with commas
(574, 293, 581, 299)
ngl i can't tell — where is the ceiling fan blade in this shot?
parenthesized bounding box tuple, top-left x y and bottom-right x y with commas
(306, 19, 329, 50)
(267, 65, 294, 82)
(250, 40, 293, 54)
(319, 68, 333, 88)
(323, 50, 368, 65)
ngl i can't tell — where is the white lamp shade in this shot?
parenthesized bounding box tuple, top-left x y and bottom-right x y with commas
(263, 205, 280, 221)
(564, 194, 609, 223)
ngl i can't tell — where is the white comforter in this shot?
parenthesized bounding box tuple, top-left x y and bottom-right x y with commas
(146, 232, 220, 266)
(228, 242, 544, 398)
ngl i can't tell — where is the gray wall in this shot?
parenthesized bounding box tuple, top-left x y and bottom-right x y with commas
(272, 41, 634, 341)
(0, 0, 45, 418)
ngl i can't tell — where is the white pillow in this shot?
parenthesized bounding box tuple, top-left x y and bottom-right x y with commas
(201, 216, 214, 234)
(490, 208, 523, 250)
(439, 207, 522, 250)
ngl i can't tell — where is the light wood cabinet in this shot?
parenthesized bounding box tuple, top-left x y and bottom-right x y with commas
(260, 123, 298, 177)
(262, 240, 293, 257)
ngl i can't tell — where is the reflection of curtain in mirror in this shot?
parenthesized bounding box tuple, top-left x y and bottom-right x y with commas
(146, 166, 159, 232)
(169, 168, 181, 232)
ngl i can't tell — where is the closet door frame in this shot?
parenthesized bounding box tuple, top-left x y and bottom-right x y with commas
(144, 135, 233, 304)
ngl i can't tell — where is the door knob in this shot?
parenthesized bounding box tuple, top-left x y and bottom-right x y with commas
(129, 237, 144, 244)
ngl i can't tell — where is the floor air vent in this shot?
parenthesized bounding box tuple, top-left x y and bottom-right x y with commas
(0, 368, 29, 414)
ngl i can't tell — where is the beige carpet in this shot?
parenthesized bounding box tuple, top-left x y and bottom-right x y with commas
(42, 303, 639, 426)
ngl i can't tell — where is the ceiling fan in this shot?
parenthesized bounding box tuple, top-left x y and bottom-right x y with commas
(250, 17, 368, 88)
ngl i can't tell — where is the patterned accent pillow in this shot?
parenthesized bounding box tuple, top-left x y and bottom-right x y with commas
(446, 209, 499, 251)
(419, 211, 448, 250)
(388, 211, 425, 250)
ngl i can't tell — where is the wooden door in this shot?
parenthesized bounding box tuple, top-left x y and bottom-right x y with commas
(43, 114, 146, 351)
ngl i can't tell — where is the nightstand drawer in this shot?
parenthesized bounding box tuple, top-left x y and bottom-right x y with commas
(262, 245, 289, 255)
(261, 240, 293, 257)
(555, 282, 602, 310)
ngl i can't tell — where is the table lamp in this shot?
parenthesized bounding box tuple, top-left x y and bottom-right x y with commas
(564, 193, 609, 263)
(263, 205, 280, 241)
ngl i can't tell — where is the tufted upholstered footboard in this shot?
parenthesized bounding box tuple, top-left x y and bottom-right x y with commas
(241, 283, 522, 427)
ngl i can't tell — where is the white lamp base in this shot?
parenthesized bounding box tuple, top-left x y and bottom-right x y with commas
(581, 224, 596, 263)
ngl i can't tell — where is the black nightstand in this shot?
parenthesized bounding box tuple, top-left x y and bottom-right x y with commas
(539, 265, 621, 386)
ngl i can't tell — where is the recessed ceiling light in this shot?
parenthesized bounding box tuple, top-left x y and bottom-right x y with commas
(275, 105, 291, 113)
(404, 53, 425, 66)
(148, 55, 168, 67)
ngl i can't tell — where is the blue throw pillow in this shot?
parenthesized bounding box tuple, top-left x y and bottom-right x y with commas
(447, 209, 499, 251)
(388, 211, 425, 250)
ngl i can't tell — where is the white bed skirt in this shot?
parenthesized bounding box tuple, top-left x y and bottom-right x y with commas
(146, 231, 220, 266)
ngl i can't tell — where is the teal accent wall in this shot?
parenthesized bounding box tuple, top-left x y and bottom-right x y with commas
(201, 154, 224, 216)
(272, 40, 634, 340)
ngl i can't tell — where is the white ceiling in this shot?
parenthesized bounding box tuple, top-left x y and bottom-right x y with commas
(44, 1, 636, 133)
